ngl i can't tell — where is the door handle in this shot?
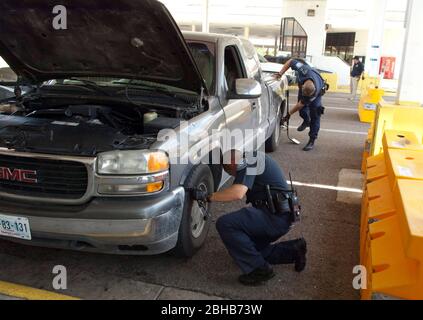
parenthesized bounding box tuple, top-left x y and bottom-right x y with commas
(251, 102, 257, 110)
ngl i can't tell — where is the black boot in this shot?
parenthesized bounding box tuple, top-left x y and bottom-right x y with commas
(238, 265, 275, 286)
(297, 120, 310, 132)
(303, 138, 315, 151)
(293, 238, 307, 272)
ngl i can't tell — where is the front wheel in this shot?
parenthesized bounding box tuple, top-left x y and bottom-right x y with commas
(174, 165, 214, 258)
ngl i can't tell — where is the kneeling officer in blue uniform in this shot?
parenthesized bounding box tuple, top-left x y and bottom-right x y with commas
(276, 59, 327, 151)
(191, 150, 307, 286)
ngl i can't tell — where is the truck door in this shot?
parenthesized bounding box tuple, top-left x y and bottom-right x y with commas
(239, 39, 273, 140)
(222, 45, 257, 151)
(255, 67, 272, 136)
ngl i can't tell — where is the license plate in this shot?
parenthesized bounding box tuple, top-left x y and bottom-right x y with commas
(0, 214, 32, 240)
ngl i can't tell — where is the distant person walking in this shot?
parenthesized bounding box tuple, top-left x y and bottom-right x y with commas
(349, 56, 365, 101)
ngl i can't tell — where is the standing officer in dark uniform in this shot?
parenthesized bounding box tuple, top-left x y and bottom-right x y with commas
(191, 150, 307, 286)
(349, 56, 365, 101)
(276, 59, 326, 151)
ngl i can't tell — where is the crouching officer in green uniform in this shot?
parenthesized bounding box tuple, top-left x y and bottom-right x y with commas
(191, 150, 307, 286)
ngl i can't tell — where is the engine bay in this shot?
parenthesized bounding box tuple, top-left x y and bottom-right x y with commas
(2, 102, 185, 134)
(0, 99, 188, 156)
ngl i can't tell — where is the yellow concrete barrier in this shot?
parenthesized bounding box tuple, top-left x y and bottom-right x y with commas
(359, 75, 380, 95)
(361, 102, 423, 176)
(396, 180, 423, 261)
(382, 130, 423, 152)
(370, 103, 423, 156)
(361, 123, 375, 174)
(358, 88, 385, 123)
(398, 101, 421, 108)
(365, 153, 387, 182)
(368, 179, 423, 300)
(369, 213, 420, 299)
(361, 130, 423, 300)
(360, 169, 393, 266)
(385, 149, 423, 187)
(320, 73, 338, 92)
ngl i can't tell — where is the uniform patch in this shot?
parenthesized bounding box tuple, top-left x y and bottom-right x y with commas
(295, 62, 304, 69)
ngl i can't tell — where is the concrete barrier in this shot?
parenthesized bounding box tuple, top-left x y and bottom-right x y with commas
(320, 72, 338, 92)
(361, 102, 423, 175)
(361, 130, 423, 300)
(358, 88, 385, 123)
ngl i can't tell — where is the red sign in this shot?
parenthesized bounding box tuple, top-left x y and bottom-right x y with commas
(379, 57, 396, 80)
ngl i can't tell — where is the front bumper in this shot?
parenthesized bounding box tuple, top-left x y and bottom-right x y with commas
(0, 187, 185, 255)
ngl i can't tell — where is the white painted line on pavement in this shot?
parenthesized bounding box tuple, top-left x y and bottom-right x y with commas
(289, 126, 367, 136)
(320, 128, 368, 135)
(292, 181, 363, 194)
(325, 107, 357, 111)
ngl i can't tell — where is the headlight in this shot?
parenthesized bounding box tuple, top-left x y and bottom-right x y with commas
(97, 150, 169, 175)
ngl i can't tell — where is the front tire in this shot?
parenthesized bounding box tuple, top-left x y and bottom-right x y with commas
(174, 165, 214, 258)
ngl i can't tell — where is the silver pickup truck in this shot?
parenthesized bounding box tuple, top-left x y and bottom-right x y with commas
(0, 0, 288, 257)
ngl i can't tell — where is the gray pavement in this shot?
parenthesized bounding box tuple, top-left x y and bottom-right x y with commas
(0, 92, 370, 300)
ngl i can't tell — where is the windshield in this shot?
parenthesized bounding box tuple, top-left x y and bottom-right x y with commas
(43, 77, 197, 95)
(0, 57, 17, 82)
(186, 41, 216, 95)
(0, 57, 27, 99)
(1, 54, 200, 97)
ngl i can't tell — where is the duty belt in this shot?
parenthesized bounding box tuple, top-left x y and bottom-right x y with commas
(251, 200, 289, 217)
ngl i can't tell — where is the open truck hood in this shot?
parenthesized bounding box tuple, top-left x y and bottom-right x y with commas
(0, 0, 206, 94)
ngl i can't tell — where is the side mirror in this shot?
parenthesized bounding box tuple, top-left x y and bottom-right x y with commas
(228, 78, 262, 100)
